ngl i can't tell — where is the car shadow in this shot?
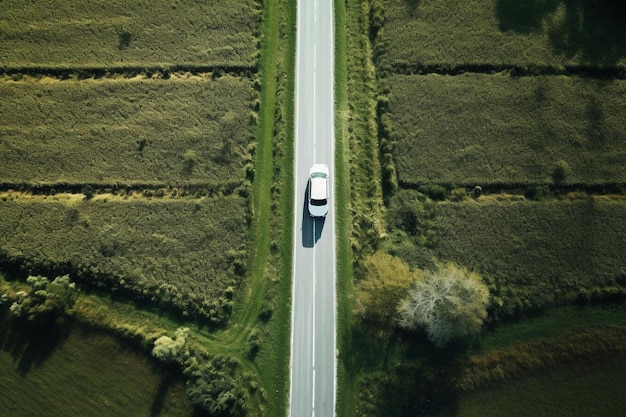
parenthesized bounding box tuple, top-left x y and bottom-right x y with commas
(302, 185, 326, 248)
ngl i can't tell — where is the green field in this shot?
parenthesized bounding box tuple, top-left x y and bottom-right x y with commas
(0, 0, 259, 68)
(0, 75, 254, 185)
(457, 354, 626, 417)
(430, 197, 626, 313)
(382, 0, 626, 67)
(0, 318, 194, 417)
(390, 73, 626, 187)
(0, 194, 248, 323)
(341, 0, 626, 416)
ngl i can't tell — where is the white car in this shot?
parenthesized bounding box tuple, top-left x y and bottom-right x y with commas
(308, 164, 330, 217)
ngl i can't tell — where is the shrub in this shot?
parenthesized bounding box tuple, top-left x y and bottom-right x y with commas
(9, 275, 77, 322)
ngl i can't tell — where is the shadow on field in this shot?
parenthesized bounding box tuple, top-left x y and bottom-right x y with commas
(301, 186, 326, 248)
(343, 325, 465, 416)
(496, 0, 626, 65)
(0, 312, 71, 376)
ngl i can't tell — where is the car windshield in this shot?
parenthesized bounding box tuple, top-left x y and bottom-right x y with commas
(310, 198, 327, 206)
(310, 172, 327, 179)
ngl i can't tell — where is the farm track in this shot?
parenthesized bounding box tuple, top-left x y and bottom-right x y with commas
(391, 63, 626, 79)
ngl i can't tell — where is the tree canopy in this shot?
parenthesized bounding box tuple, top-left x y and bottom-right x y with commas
(354, 251, 419, 325)
(396, 262, 489, 347)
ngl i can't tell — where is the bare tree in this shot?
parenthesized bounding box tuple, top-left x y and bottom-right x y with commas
(396, 262, 489, 347)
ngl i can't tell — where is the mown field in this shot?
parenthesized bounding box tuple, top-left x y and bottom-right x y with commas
(0, 193, 248, 323)
(0, 75, 254, 185)
(390, 73, 626, 187)
(457, 353, 626, 417)
(0, 316, 194, 417)
(0, 0, 259, 68)
(382, 0, 626, 67)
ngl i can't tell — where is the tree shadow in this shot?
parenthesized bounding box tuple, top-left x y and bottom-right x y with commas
(150, 367, 180, 417)
(495, 0, 561, 33)
(0, 313, 72, 376)
(404, 0, 422, 17)
(495, 0, 626, 65)
(344, 324, 466, 416)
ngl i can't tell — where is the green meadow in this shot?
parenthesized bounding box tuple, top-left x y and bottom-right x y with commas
(0, 75, 254, 185)
(0, 0, 259, 68)
(0, 316, 194, 417)
(390, 73, 626, 187)
(338, 0, 626, 416)
(382, 0, 626, 67)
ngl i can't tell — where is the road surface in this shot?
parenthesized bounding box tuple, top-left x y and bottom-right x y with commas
(289, 0, 336, 415)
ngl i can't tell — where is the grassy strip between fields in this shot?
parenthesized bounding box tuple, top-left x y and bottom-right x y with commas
(335, 0, 390, 415)
(333, 0, 353, 415)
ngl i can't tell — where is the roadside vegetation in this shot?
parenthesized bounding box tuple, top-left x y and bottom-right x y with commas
(338, 0, 626, 416)
(0, 0, 295, 415)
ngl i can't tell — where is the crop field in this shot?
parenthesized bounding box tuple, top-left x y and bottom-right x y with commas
(390, 73, 626, 187)
(0, 193, 247, 322)
(0, 75, 254, 185)
(382, 0, 626, 67)
(430, 197, 626, 313)
(0, 0, 259, 68)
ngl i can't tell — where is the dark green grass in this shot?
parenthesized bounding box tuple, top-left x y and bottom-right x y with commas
(382, 0, 626, 67)
(430, 198, 626, 313)
(478, 303, 626, 351)
(0, 318, 194, 417)
(390, 73, 626, 186)
(0, 0, 259, 67)
(0, 75, 254, 185)
(0, 195, 247, 322)
(456, 354, 626, 417)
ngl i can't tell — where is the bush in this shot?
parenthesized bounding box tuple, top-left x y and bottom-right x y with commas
(9, 275, 77, 322)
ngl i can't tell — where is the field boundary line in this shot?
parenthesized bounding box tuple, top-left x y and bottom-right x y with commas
(391, 63, 626, 79)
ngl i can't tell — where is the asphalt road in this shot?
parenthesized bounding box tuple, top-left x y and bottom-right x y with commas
(289, 0, 336, 415)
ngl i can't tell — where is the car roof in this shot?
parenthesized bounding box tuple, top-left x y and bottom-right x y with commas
(310, 178, 327, 200)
